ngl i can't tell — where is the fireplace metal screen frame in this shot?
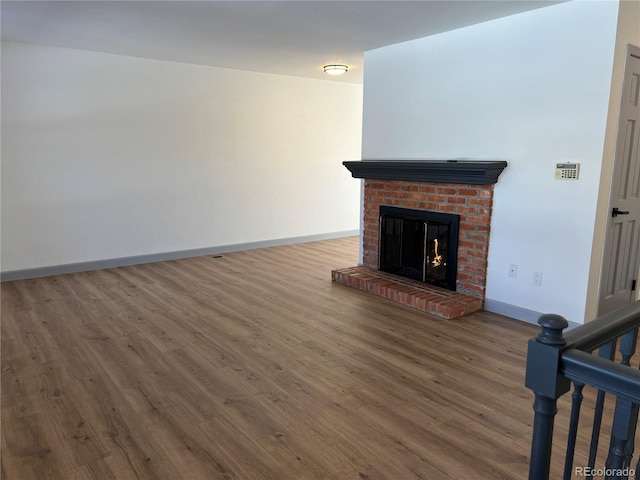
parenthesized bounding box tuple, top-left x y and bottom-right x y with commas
(378, 205, 460, 291)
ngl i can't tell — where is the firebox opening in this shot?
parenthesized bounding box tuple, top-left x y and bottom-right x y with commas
(379, 206, 460, 291)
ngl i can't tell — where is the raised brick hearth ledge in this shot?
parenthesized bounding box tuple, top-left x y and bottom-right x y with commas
(332, 266, 483, 320)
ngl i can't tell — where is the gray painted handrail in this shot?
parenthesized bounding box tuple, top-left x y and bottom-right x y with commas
(563, 301, 640, 352)
(561, 349, 640, 403)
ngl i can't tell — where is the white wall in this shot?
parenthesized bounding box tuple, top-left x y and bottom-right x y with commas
(362, 1, 621, 323)
(1, 42, 363, 273)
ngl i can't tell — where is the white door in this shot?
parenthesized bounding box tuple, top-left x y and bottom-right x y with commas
(599, 45, 640, 315)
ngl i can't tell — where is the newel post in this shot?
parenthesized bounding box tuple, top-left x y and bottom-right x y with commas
(525, 314, 572, 480)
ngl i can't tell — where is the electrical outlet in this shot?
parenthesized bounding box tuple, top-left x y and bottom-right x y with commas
(509, 264, 518, 278)
(533, 271, 543, 286)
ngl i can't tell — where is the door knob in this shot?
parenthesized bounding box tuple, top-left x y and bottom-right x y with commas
(612, 207, 630, 217)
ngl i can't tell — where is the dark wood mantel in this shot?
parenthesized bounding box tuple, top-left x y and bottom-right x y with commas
(343, 160, 508, 185)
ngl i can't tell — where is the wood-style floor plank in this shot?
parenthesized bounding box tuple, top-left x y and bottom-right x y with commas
(2, 237, 633, 479)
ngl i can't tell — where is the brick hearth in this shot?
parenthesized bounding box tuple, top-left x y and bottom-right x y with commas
(332, 266, 483, 320)
(333, 160, 507, 320)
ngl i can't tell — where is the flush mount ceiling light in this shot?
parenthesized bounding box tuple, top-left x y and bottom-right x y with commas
(323, 64, 348, 75)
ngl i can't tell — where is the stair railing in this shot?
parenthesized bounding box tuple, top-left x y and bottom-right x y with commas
(526, 300, 640, 480)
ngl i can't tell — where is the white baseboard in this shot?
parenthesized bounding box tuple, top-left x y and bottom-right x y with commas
(484, 298, 581, 330)
(1, 230, 359, 282)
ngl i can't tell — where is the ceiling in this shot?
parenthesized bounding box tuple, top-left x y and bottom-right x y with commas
(1, 0, 562, 84)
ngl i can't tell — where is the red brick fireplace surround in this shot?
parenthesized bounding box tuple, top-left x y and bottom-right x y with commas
(332, 160, 507, 320)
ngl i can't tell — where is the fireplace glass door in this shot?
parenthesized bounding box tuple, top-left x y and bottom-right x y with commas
(379, 206, 459, 291)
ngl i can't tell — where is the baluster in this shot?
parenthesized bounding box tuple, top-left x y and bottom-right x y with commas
(564, 382, 585, 480)
(605, 397, 636, 479)
(588, 390, 607, 480)
(619, 328, 638, 366)
(587, 340, 617, 480)
(636, 329, 640, 480)
(622, 406, 639, 475)
(611, 328, 639, 478)
(605, 328, 639, 478)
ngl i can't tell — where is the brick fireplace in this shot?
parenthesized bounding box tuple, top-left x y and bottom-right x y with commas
(332, 160, 507, 320)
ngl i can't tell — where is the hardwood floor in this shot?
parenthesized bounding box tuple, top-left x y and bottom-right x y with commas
(0, 237, 615, 479)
